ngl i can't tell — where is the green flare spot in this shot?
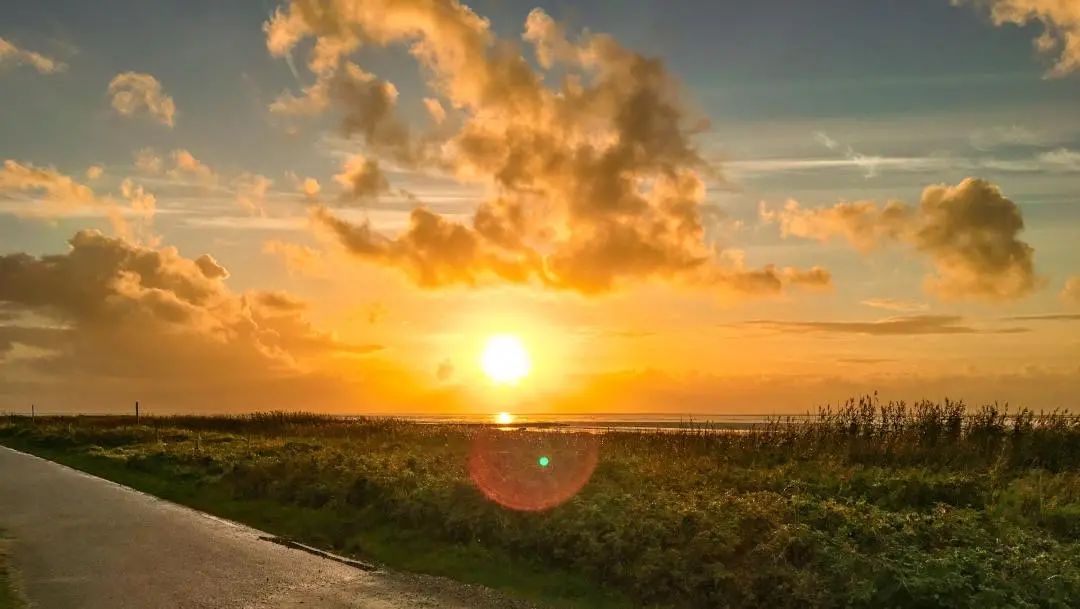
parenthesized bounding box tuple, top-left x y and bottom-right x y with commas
(538, 456, 550, 468)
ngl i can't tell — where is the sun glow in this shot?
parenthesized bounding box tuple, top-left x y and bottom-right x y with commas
(481, 334, 532, 385)
(495, 412, 515, 425)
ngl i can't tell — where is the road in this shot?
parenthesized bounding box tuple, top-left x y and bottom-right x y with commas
(0, 446, 535, 609)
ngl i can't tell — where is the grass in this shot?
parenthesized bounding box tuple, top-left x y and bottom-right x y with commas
(0, 530, 24, 609)
(1, 396, 1078, 609)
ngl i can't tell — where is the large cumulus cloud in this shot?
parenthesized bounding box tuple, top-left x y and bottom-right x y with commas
(266, 1, 830, 297)
(0, 230, 374, 387)
(762, 178, 1038, 302)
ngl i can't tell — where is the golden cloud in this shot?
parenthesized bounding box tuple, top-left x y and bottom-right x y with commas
(1063, 276, 1080, 306)
(0, 230, 368, 383)
(333, 154, 389, 201)
(762, 178, 1038, 302)
(956, 0, 1080, 77)
(737, 315, 1027, 336)
(0, 37, 66, 74)
(269, 1, 828, 297)
(167, 149, 217, 185)
(263, 240, 327, 277)
(233, 173, 273, 215)
(0, 159, 155, 240)
(108, 72, 176, 127)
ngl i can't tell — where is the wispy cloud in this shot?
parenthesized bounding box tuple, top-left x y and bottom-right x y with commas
(0, 37, 66, 74)
(813, 131, 885, 178)
(860, 298, 930, 312)
(1003, 313, 1080, 322)
(1037, 148, 1080, 171)
(736, 315, 1027, 336)
(969, 125, 1055, 150)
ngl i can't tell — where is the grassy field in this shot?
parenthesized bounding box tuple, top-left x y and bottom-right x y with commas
(1, 397, 1078, 609)
(0, 530, 24, 609)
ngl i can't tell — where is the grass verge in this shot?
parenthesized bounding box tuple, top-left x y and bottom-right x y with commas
(0, 438, 629, 609)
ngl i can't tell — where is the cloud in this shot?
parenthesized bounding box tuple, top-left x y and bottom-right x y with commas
(726, 156, 950, 177)
(760, 198, 912, 252)
(233, 173, 272, 215)
(860, 298, 930, 312)
(287, 172, 322, 199)
(0, 230, 366, 385)
(333, 154, 389, 201)
(813, 131, 884, 178)
(85, 165, 104, 180)
(955, 0, 1080, 77)
(0, 159, 155, 239)
(969, 125, 1053, 150)
(1004, 313, 1080, 321)
(269, 2, 828, 297)
(0, 37, 66, 74)
(263, 240, 327, 277)
(762, 178, 1038, 302)
(911, 179, 1038, 301)
(423, 97, 447, 123)
(108, 72, 176, 127)
(1063, 276, 1080, 306)
(270, 62, 413, 162)
(738, 315, 1025, 336)
(134, 148, 164, 174)
(269, 75, 331, 116)
(167, 149, 217, 185)
(1037, 147, 1080, 171)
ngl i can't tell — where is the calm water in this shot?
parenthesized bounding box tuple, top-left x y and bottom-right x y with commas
(383, 412, 815, 433)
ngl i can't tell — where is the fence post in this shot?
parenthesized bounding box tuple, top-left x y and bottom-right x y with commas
(135, 401, 140, 424)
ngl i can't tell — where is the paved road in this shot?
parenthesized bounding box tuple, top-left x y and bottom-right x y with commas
(0, 446, 535, 609)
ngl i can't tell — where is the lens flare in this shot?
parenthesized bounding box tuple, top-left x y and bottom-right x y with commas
(469, 431, 598, 511)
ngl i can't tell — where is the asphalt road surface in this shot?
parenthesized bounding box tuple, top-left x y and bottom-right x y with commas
(0, 446, 537, 609)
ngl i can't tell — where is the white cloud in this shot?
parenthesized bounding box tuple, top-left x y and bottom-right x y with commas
(1037, 148, 1080, 171)
(813, 131, 885, 178)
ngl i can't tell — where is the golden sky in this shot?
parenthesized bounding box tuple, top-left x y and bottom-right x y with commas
(0, 0, 1078, 414)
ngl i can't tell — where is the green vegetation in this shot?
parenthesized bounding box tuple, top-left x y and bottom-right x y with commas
(0, 530, 24, 609)
(2, 397, 1079, 609)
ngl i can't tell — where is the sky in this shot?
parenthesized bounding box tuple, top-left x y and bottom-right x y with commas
(0, 0, 1078, 415)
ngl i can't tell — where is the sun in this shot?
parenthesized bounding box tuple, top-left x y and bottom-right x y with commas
(481, 334, 531, 385)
